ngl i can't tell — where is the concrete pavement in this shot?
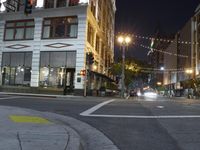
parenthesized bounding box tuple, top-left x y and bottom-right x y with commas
(0, 105, 119, 150)
(0, 106, 81, 150)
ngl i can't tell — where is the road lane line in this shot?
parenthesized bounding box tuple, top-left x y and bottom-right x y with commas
(80, 99, 116, 116)
(83, 114, 200, 119)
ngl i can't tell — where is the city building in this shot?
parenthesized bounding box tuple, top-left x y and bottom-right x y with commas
(192, 4, 200, 77)
(0, 0, 116, 95)
(163, 18, 193, 96)
(148, 28, 171, 88)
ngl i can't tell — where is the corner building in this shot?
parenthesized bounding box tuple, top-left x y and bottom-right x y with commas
(0, 0, 116, 95)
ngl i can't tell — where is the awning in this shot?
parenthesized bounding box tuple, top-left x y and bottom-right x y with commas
(90, 71, 115, 82)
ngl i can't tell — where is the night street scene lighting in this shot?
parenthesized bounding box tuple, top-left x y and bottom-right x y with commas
(0, 0, 200, 150)
(117, 34, 132, 98)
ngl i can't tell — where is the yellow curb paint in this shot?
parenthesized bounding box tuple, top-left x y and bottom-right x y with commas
(9, 115, 51, 124)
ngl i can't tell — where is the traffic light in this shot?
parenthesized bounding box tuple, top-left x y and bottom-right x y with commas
(24, 0, 33, 15)
(86, 52, 94, 65)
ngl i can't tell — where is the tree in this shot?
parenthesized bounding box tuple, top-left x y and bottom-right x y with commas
(110, 58, 152, 88)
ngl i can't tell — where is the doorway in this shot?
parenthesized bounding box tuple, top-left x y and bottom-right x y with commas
(63, 68, 75, 95)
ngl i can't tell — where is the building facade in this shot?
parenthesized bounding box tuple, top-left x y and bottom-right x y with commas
(163, 6, 200, 95)
(0, 0, 116, 95)
(192, 4, 200, 77)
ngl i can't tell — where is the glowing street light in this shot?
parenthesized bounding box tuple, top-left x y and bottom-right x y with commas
(117, 34, 132, 98)
(160, 67, 165, 71)
(185, 69, 193, 74)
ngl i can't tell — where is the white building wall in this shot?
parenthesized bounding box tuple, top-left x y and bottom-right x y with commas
(0, 21, 5, 85)
(0, 6, 88, 90)
(163, 36, 178, 85)
(31, 18, 43, 87)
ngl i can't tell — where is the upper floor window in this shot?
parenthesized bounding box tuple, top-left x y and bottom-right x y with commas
(44, 0, 79, 8)
(4, 20, 34, 41)
(42, 16, 78, 39)
(87, 23, 94, 46)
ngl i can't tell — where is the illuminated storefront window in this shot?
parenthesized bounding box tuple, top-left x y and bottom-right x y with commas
(39, 51, 76, 89)
(1, 52, 32, 86)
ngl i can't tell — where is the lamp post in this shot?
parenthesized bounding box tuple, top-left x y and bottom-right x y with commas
(117, 34, 131, 98)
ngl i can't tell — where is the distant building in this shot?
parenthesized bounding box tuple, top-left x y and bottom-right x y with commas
(148, 28, 171, 88)
(163, 5, 200, 95)
(192, 4, 200, 77)
(0, 0, 116, 95)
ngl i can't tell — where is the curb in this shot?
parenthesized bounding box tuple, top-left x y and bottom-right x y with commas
(0, 106, 119, 150)
(0, 92, 81, 98)
(45, 112, 120, 150)
(0, 106, 82, 150)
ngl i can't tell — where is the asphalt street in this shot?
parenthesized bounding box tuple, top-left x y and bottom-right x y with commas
(0, 95, 200, 150)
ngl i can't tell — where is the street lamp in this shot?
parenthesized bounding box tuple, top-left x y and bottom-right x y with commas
(185, 69, 193, 75)
(117, 34, 132, 98)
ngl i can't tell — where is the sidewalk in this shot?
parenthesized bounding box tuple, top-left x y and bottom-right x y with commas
(0, 106, 119, 150)
(0, 106, 81, 150)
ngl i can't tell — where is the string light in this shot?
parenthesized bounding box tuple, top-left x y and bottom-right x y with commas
(139, 44, 192, 59)
(133, 34, 199, 45)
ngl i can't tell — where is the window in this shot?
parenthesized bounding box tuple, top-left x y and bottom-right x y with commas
(95, 36, 100, 53)
(42, 17, 78, 39)
(45, 0, 73, 8)
(69, 0, 79, 6)
(44, 0, 55, 8)
(4, 20, 34, 41)
(87, 23, 94, 46)
(57, 0, 67, 7)
(1, 52, 32, 86)
(39, 51, 76, 88)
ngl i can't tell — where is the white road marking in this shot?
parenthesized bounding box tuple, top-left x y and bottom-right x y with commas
(0, 96, 23, 100)
(80, 99, 200, 119)
(83, 114, 200, 119)
(156, 106, 165, 109)
(80, 99, 116, 116)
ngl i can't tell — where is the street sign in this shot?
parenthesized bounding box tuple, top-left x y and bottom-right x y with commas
(3, 1, 16, 12)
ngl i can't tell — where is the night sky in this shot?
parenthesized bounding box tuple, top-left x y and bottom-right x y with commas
(115, 0, 200, 61)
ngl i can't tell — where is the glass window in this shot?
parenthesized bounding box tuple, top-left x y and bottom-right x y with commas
(6, 23, 15, 27)
(56, 0, 67, 7)
(43, 26, 50, 38)
(66, 51, 76, 68)
(24, 67, 31, 81)
(5, 29, 14, 40)
(10, 53, 24, 67)
(40, 52, 50, 67)
(15, 28, 24, 40)
(1, 52, 32, 87)
(2, 67, 10, 85)
(69, 25, 78, 37)
(49, 52, 66, 67)
(4, 20, 34, 41)
(2, 53, 10, 66)
(54, 23, 65, 37)
(25, 52, 32, 67)
(16, 22, 25, 27)
(39, 51, 76, 88)
(42, 17, 78, 39)
(25, 28, 34, 39)
(44, 0, 54, 8)
(26, 21, 34, 26)
(69, 0, 79, 6)
(87, 23, 94, 46)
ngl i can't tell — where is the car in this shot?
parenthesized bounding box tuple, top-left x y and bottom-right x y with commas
(130, 90, 137, 97)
